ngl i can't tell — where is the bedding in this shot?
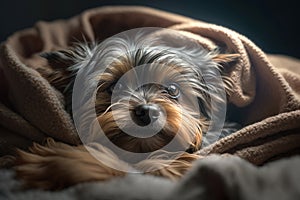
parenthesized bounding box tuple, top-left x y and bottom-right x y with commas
(0, 6, 299, 199)
(1, 155, 300, 200)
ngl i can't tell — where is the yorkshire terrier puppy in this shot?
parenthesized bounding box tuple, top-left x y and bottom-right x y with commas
(14, 30, 239, 190)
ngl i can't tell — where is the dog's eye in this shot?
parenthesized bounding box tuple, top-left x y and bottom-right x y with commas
(167, 83, 180, 99)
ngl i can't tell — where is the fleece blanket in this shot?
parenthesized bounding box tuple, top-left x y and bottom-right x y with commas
(0, 6, 300, 165)
(1, 155, 300, 200)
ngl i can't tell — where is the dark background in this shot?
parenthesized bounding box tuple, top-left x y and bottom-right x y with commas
(0, 0, 299, 58)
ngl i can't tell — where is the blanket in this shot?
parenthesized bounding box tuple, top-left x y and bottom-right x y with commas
(1, 155, 300, 200)
(0, 6, 300, 166)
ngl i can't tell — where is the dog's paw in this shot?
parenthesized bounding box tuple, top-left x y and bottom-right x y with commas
(14, 138, 130, 190)
(135, 151, 201, 180)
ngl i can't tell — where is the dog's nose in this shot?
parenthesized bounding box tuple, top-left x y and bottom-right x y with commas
(133, 104, 160, 126)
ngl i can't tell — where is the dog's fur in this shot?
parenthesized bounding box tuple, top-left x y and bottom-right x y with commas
(14, 33, 238, 190)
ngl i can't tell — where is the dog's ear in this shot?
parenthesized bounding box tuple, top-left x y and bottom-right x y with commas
(212, 53, 240, 69)
(40, 50, 77, 70)
(38, 50, 79, 96)
(209, 53, 240, 106)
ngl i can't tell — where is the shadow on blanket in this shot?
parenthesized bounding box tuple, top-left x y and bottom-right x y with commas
(1, 155, 300, 200)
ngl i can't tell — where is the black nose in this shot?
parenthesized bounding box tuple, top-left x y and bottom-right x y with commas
(133, 104, 160, 126)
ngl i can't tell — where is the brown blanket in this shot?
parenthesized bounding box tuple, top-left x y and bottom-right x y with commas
(0, 6, 299, 166)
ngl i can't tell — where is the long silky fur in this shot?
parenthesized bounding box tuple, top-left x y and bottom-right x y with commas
(15, 138, 129, 190)
(15, 138, 201, 190)
(15, 33, 239, 190)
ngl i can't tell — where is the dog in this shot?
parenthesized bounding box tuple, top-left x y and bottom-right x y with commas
(14, 30, 239, 190)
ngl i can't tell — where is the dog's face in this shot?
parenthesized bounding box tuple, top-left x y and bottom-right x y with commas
(95, 52, 205, 153)
(41, 33, 238, 154)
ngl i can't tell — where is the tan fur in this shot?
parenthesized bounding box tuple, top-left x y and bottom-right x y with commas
(15, 138, 129, 190)
(97, 98, 203, 153)
(135, 151, 201, 180)
(15, 43, 237, 190)
(15, 138, 200, 190)
(212, 53, 240, 66)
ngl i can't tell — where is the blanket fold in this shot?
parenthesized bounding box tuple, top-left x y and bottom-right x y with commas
(0, 6, 299, 165)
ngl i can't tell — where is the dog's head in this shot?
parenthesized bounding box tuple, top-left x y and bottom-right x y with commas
(41, 32, 238, 154)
